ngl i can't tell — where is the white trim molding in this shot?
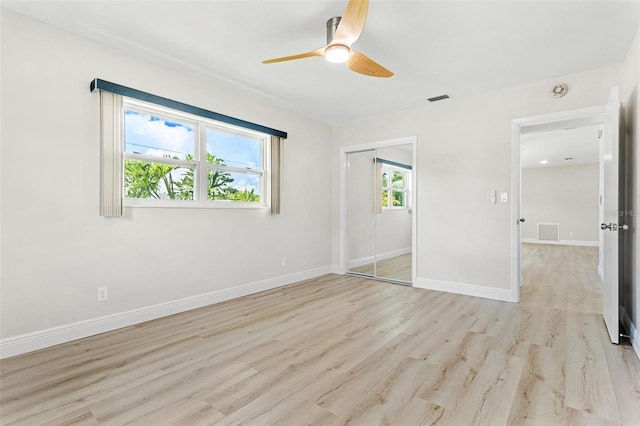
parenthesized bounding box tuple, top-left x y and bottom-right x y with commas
(414, 278, 517, 303)
(621, 307, 640, 361)
(597, 264, 604, 282)
(0, 266, 332, 359)
(330, 264, 343, 274)
(521, 238, 599, 247)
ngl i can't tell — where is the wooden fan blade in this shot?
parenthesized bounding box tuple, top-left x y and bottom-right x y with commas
(346, 51, 393, 78)
(332, 0, 369, 46)
(263, 48, 324, 64)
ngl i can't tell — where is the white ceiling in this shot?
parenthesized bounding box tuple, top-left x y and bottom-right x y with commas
(520, 125, 601, 169)
(3, 1, 638, 125)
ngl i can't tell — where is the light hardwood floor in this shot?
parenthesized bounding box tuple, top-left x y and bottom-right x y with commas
(1, 244, 639, 425)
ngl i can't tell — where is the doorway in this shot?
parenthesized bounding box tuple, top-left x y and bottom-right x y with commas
(511, 88, 622, 343)
(340, 137, 417, 285)
(519, 124, 602, 306)
(510, 105, 605, 302)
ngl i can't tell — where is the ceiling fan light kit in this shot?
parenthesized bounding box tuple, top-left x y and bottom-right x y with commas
(262, 0, 393, 78)
(325, 44, 351, 63)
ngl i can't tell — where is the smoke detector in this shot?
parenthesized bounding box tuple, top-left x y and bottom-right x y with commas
(551, 83, 568, 98)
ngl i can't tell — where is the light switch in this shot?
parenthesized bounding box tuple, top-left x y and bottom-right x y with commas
(491, 190, 497, 204)
(500, 192, 508, 203)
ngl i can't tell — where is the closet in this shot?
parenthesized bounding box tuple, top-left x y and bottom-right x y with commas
(346, 145, 413, 284)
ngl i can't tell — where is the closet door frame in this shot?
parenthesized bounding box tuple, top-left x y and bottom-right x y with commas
(340, 136, 417, 285)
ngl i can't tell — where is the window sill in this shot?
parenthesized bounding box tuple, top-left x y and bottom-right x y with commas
(124, 199, 269, 210)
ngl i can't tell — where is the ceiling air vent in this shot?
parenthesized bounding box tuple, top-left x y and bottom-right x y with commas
(551, 83, 568, 98)
(427, 94, 451, 102)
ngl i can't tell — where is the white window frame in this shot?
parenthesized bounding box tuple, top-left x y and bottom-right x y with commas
(123, 98, 270, 209)
(381, 165, 411, 210)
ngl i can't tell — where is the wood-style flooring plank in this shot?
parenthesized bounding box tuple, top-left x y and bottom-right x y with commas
(330, 357, 438, 425)
(565, 335, 621, 423)
(507, 343, 566, 425)
(601, 341, 640, 425)
(431, 350, 526, 425)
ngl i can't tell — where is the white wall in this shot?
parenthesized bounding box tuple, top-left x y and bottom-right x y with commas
(521, 164, 599, 244)
(332, 65, 621, 298)
(0, 10, 333, 340)
(621, 16, 640, 357)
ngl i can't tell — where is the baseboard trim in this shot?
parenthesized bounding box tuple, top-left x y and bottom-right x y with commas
(597, 264, 604, 282)
(621, 307, 640, 361)
(348, 247, 411, 268)
(414, 278, 517, 303)
(330, 264, 344, 274)
(521, 238, 598, 247)
(0, 266, 332, 359)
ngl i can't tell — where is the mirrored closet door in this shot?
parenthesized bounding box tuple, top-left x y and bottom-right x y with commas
(347, 149, 377, 278)
(347, 145, 413, 284)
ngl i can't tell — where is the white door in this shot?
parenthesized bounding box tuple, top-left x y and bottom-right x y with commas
(601, 87, 620, 344)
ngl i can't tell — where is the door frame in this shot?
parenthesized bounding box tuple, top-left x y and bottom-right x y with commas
(510, 105, 605, 302)
(340, 136, 418, 284)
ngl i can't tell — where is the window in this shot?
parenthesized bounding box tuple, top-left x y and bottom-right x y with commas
(123, 99, 269, 207)
(381, 165, 411, 209)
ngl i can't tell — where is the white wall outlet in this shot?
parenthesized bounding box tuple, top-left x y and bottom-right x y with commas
(569, 231, 574, 237)
(97, 286, 108, 301)
(281, 257, 287, 267)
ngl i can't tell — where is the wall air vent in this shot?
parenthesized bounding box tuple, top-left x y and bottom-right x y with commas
(538, 223, 560, 241)
(427, 94, 451, 102)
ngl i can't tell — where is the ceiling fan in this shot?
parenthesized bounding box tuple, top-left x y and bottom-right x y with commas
(262, 0, 393, 78)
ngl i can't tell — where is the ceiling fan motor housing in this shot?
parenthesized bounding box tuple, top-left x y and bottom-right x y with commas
(327, 16, 341, 44)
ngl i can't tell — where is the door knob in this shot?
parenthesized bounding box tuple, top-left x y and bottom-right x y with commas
(601, 223, 612, 230)
(519, 218, 525, 223)
(620, 224, 630, 231)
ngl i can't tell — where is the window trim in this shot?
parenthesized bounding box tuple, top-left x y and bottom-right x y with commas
(381, 165, 411, 210)
(122, 98, 271, 209)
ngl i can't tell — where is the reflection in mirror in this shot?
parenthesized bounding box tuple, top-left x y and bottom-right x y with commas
(375, 145, 413, 283)
(348, 150, 376, 277)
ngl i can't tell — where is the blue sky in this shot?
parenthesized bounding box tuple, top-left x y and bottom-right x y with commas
(125, 109, 262, 193)
(206, 128, 261, 170)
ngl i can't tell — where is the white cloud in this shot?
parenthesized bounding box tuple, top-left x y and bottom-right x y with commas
(126, 112, 194, 158)
(230, 175, 260, 193)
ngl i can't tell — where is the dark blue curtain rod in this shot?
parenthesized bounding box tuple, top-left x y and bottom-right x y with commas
(90, 79, 287, 139)
(375, 158, 412, 170)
